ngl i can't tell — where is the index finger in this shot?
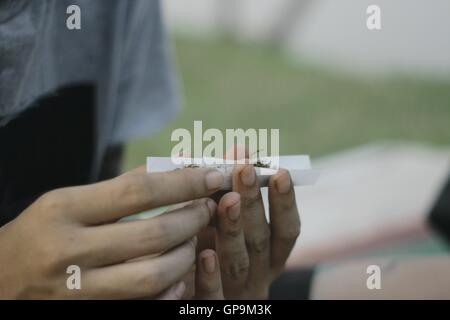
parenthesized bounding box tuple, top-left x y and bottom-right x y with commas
(61, 166, 224, 224)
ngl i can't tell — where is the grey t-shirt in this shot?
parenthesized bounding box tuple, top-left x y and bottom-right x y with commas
(0, 0, 179, 171)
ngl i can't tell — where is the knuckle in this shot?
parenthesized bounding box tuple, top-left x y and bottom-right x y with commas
(116, 173, 153, 208)
(223, 225, 242, 238)
(37, 190, 68, 213)
(40, 243, 68, 274)
(139, 220, 168, 251)
(242, 191, 261, 208)
(278, 221, 301, 244)
(68, 231, 94, 263)
(247, 230, 270, 254)
(224, 256, 249, 281)
(114, 174, 137, 198)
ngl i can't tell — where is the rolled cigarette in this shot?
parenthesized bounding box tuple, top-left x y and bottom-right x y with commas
(147, 156, 319, 190)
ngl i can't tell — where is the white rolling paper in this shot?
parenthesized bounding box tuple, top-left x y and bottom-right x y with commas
(146, 156, 319, 190)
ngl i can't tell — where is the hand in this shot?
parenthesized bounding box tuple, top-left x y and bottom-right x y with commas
(213, 165, 300, 299)
(155, 249, 224, 300)
(0, 166, 225, 299)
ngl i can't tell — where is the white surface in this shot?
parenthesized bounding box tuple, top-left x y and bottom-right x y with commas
(285, 142, 450, 267)
(147, 155, 319, 189)
(163, 0, 450, 77)
(286, 0, 450, 77)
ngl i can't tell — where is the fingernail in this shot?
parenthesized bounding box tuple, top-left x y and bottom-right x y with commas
(202, 253, 216, 273)
(240, 165, 256, 187)
(174, 281, 186, 298)
(205, 170, 224, 190)
(227, 201, 240, 221)
(206, 199, 217, 216)
(275, 172, 291, 194)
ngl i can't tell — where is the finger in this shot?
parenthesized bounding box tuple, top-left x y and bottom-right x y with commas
(232, 164, 270, 295)
(209, 144, 248, 203)
(268, 169, 300, 276)
(225, 144, 249, 161)
(155, 281, 186, 300)
(180, 266, 196, 300)
(215, 192, 249, 298)
(61, 166, 224, 224)
(194, 250, 224, 300)
(80, 199, 215, 266)
(128, 251, 197, 300)
(83, 239, 197, 299)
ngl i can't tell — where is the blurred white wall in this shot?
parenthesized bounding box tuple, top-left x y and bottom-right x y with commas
(163, 0, 450, 77)
(164, 0, 218, 36)
(286, 0, 450, 77)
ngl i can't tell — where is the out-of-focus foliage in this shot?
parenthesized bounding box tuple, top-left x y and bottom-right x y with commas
(124, 36, 450, 170)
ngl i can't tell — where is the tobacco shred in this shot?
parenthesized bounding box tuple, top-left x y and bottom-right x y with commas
(180, 160, 271, 169)
(253, 160, 270, 168)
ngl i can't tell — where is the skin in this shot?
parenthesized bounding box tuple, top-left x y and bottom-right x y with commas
(212, 165, 300, 299)
(156, 250, 224, 300)
(193, 144, 301, 299)
(194, 249, 224, 299)
(0, 166, 225, 299)
(0, 148, 300, 299)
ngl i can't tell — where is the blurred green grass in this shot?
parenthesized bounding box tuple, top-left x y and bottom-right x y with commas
(124, 36, 450, 170)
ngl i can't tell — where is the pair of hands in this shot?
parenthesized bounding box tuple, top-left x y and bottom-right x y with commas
(0, 164, 300, 299)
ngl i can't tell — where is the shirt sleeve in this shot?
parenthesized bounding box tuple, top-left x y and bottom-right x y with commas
(109, 0, 181, 145)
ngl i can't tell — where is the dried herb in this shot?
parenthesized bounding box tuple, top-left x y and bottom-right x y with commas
(249, 149, 271, 168)
(253, 160, 270, 168)
(185, 164, 200, 168)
